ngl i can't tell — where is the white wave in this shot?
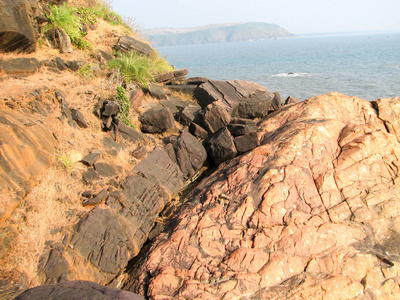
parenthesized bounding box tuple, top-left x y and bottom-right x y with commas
(271, 72, 312, 78)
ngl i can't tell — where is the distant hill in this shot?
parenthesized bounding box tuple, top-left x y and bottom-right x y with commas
(143, 22, 294, 46)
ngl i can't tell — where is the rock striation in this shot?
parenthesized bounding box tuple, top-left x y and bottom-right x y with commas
(15, 280, 144, 300)
(124, 93, 400, 299)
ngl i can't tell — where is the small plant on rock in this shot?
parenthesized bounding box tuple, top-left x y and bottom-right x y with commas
(56, 150, 82, 172)
(77, 63, 95, 79)
(115, 86, 134, 128)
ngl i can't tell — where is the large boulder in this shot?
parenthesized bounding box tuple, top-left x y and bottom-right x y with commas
(125, 94, 400, 299)
(196, 100, 231, 134)
(165, 130, 207, 180)
(204, 127, 237, 164)
(15, 280, 144, 300)
(194, 80, 275, 114)
(0, 57, 41, 74)
(139, 106, 175, 133)
(0, 0, 40, 53)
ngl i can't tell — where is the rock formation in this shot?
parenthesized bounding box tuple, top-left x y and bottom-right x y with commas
(1, 1, 400, 299)
(124, 94, 400, 299)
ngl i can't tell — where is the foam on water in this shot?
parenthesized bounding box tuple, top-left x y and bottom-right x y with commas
(271, 72, 312, 78)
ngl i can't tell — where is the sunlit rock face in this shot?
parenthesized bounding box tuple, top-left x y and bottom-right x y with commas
(125, 93, 400, 299)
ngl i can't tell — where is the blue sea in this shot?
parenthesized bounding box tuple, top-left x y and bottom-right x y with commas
(158, 33, 400, 101)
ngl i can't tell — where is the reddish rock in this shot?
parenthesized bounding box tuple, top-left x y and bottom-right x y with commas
(125, 93, 400, 299)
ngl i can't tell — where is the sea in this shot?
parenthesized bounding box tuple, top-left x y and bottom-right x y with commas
(157, 32, 400, 101)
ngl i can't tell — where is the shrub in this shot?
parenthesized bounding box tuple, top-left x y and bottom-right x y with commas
(108, 51, 174, 87)
(115, 86, 134, 128)
(77, 63, 95, 79)
(45, 3, 92, 50)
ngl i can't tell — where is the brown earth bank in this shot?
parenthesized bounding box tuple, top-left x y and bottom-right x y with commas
(1, 1, 400, 300)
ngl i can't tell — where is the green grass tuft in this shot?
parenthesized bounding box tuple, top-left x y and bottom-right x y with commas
(115, 86, 135, 128)
(108, 51, 174, 87)
(45, 3, 92, 50)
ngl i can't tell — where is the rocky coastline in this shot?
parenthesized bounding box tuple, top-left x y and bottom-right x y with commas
(1, 1, 400, 299)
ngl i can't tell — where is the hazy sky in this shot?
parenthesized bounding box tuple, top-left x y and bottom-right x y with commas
(110, 0, 400, 34)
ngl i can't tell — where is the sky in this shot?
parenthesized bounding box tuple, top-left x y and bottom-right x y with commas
(109, 0, 400, 34)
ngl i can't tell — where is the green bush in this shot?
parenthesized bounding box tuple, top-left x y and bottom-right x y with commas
(115, 86, 134, 128)
(108, 51, 174, 87)
(77, 63, 94, 79)
(45, 3, 92, 50)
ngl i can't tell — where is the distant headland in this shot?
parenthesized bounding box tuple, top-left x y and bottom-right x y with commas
(143, 22, 295, 46)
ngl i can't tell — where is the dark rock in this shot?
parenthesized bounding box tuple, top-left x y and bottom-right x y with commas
(189, 122, 209, 140)
(0, 57, 41, 74)
(205, 127, 237, 164)
(71, 109, 89, 128)
(94, 163, 118, 177)
(81, 191, 93, 198)
(102, 116, 113, 131)
(285, 96, 301, 104)
(55, 90, 65, 101)
(197, 101, 231, 134)
(115, 35, 155, 56)
(148, 223, 164, 240)
(147, 83, 167, 100)
(54, 57, 68, 71)
(102, 101, 119, 117)
(187, 77, 209, 85)
(45, 27, 73, 53)
(234, 93, 274, 119)
(15, 280, 145, 300)
(0, 0, 37, 53)
(194, 80, 273, 111)
(102, 137, 125, 155)
(60, 99, 72, 120)
(139, 107, 174, 133)
(234, 132, 260, 154)
(0, 274, 28, 300)
(165, 84, 197, 94)
(71, 207, 137, 274)
(154, 68, 188, 83)
(174, 130, 207, 180)
(132, 146, 147, 159)
(81, 152, 101, 166)
(160, 97, 190, 115)
(133, 147, 184, 196)
(271, 91, 282, 111)
(82, 168, 99, 184)
(117, 122, 147, 143)
(96, 49, 114, 62)
(67, 60, 84, 72)
(37, 248, 69, 284)
(227, 123, 257, 137)
(176, 103, 201, 126)
(82, 189, 108, 206)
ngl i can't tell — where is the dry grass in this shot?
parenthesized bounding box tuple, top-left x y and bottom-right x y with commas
(3, 165, 88, 286)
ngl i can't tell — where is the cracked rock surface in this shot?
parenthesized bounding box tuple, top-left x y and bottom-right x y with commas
(124, 93, 400, 299)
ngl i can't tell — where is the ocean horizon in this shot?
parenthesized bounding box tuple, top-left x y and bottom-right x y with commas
(158, 32, 400, 101)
